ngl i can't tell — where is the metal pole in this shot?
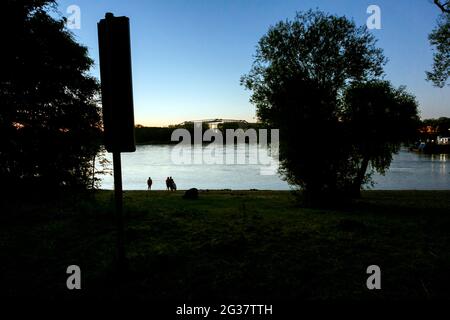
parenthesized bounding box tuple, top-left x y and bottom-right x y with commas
(113, 151, 126, 273)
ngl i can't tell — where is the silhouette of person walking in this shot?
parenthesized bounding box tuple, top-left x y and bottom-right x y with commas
(147, 177, 153, 190)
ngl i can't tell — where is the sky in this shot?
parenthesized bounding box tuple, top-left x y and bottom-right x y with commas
(56, 0, 449, 126)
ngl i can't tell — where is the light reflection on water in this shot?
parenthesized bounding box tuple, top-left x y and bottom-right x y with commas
(371, 150, 449, 190)
(98, 145, 450, 190)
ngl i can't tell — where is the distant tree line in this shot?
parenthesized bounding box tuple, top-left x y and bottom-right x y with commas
(135, 122, 268, 144)
(419, 117, 450, 137)
(417, 117, 450, 145)
(414, 117, 450, 153)
(135, 125, 175, 144)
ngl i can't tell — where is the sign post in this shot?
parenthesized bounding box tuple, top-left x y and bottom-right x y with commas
(112, 152, 125, 272)
(97, 12, 136, 275)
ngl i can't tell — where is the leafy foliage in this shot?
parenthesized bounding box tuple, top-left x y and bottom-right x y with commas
(241, 10, 418, 203)
(342, 81, 420, 196)
(0, 0, 103, 191)
(420, 117, 450, 136)
(427, 12, 450, 87)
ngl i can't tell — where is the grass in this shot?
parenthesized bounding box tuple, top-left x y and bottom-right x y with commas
(1, 190, 450, 300)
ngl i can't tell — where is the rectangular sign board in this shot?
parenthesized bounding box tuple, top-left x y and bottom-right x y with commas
(98, 13, 136, 152)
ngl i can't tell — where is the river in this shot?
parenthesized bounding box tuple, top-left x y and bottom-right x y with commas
(98, 145, 450, 190)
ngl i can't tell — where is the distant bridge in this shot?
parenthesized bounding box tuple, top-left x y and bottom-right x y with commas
(178, 118, 249, 126)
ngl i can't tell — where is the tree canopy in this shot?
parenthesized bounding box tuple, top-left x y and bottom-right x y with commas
(433, 0, 450, 14)
(342, 81, 420, 196)
(427, 1, 450, 87)
(1, 0, 103, 192)
(242, 10, 419, 203)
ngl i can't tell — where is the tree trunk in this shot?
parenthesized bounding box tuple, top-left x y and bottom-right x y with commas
(91, 154, 96, 190)
(353, 156, 370, 198)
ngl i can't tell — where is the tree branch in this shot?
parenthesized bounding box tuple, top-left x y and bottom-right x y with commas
(434, 0, 450, 13)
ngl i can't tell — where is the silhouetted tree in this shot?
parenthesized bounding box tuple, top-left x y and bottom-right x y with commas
(0, 0, 103, 192)
(427, 1, 450, 87)
(342, 81, 420, 197)
(433, 0, 450, 14)
(241, 10, 386, 203)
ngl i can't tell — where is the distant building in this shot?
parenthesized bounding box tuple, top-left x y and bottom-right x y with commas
(419, 125, 437, 134)
(437, 136, 450, 145)
(179, 119, 249, 130)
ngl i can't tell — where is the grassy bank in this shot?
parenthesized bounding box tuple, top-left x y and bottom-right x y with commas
(1, 190, 450, 300)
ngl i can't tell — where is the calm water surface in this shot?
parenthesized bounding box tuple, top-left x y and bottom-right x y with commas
(98, 145, 450, 190)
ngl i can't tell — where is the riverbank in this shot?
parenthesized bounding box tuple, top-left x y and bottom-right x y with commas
(1, 190, 450, 300)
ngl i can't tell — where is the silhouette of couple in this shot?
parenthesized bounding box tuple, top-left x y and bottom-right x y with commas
(166, 176, 177, 191)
